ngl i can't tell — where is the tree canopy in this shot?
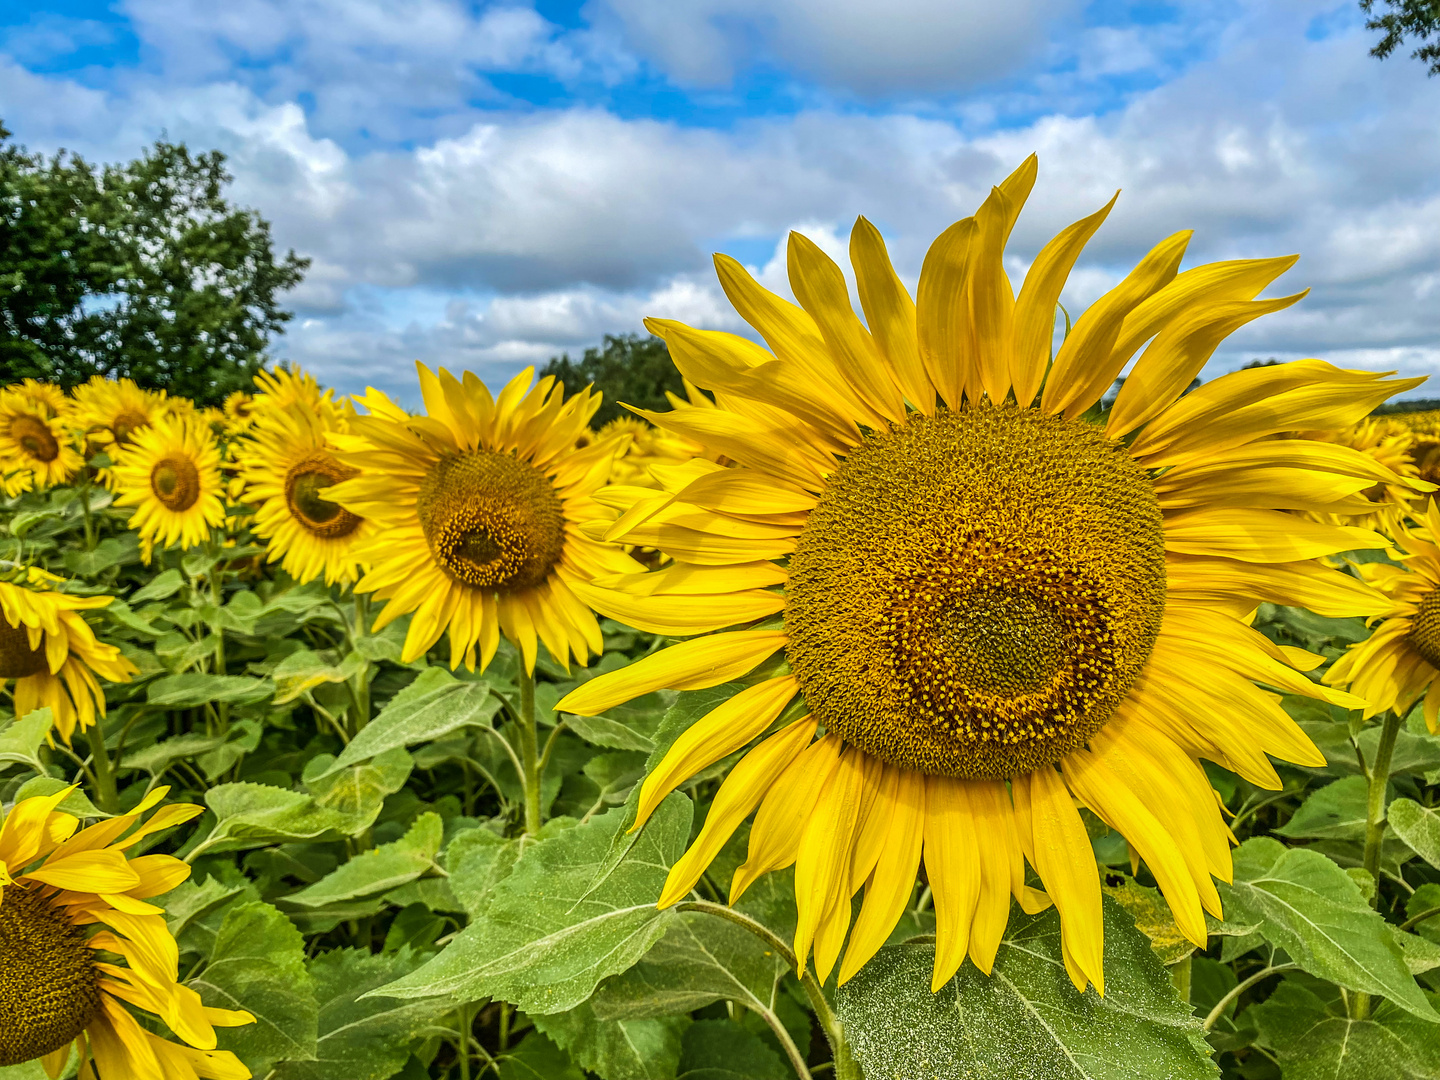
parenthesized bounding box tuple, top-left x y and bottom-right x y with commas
(0, 122, 308, 405)
(1361, 0, 1440, 75)
(540, 333, 686, 428)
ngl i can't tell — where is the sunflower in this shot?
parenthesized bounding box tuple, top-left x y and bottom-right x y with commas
(557, 156, 1420, 995)
(1325, 499, 1440, 730)
(1392, 410, 1440, 489)
(68, 378, 169, 453)
(251, 366, 333, 420)
(0, 568, 138, 744)
(0, 785, 254, 1078)
(221, 392, 255, 436)
(1287, 416, 1428, 531)
(0, 385, 83, 496)
(328, 365, 641, 672)
(240, 391, 373, 586)
(109, 414, 226, 561)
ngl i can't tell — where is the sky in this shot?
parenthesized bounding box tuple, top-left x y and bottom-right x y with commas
(2, 0, 1438, 403)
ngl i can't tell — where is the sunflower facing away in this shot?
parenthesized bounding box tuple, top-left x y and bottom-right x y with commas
(68, 378, 169, 453)
(1326, 499, 1440, 731)
(240, 385, 373, 586)
(0, 568, 137, 744)
(328, 365, 641, 672)
(557, 156, 1422, 995)
(0, 383, 83, 496)
(0, 785, 254, 1078)
(109, 414, 226, 562)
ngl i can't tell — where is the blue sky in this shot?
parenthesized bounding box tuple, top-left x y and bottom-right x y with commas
(2, 0, 1438, 402)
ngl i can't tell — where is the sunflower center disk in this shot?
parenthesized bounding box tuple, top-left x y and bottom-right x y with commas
(111, 411, 149, 445)
(417, 451, 566, 592)
(0, 618, 49, 679)
(11, 417, 59, 464)
(1410, 590, 1440, 669)
(0, 884, 101, 1066)
(285, 452, 362, 539)
(150, 456, 201, 512)
(785, 404, 1167, 780)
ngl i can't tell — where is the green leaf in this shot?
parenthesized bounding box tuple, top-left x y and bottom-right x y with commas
(122, 731, 231, 775)
(270, 949, 456, 1080)
(304, 747, 414, 832)
(1220, 837, 1437, 1020)
(1391, 798, 1440, 868)
(1101, 874, 1196, 966)
(373, 793, 693, 1013)
(533, 1005, 688, 1080)
(833, 898, 1217, 1080)
(1410, 884, 1440, 945)
(1275, 776, 1370, 841)
(676, 1019, 790, 1080)
(445, 827, 522, 918)
(103, 598, 166, 637)
(0, 708, 53, 774)
(1252, 976, 1440, 1079)
(12, 775, 105, 816)
(162, 875, 260, 957)
(130, 567, 185, 603)
(286, 813, 443, 908)
(272, 649, 366, 706)
(62, 534, 139, 576)
(190, 900, 319, 1073)
(495, 1033, 585, 1080)
(148, 672, 274, 707)
(322, 668, 502, 775)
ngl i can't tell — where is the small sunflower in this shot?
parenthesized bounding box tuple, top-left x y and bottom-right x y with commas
(0, 385, 82, 495)
(240, 393, 372, 586)
(328, 365, 641, 672)
(251, 367, 334, 421)
(559, 157, 1418, 995)
(0, 568, 138, 744)
(1288, 416, 1429, 530)
(600, 414, 706, 488)
(1392, 410, 1440, 489)
(68, 377, 169, 453)
(0, 785, 254, 1077)
(1326, 499, 1440, 730)
(109, 414, 226, 561)
(221, 392, 255, 436)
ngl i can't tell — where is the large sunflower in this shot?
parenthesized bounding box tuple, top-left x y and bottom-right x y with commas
(68, 377, 169, 452)
(328, 365, 640, 672)
(0, 568, 138, 744)
(558, 157, 1420, 995)
(1326, 499, 1440, 730)
(0, 384, 83, 495)
(109, 414, 226, 561)
(0, 785, 253, 1078)
(240, 390, 373, 586)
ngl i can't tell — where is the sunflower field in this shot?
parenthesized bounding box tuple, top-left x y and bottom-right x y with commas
(5, 158, 1440, 1080)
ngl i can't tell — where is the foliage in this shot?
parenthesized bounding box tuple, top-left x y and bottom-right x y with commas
(0, 121, 308, 403)
(540, 333, 686, 428)
(1361, 0, 1440, 76)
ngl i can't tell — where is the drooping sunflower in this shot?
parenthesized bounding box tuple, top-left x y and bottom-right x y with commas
(1326, 499, 1440, 730)
(0, 785, 254, 1078)
(0, 568, 138, 744)
(558, 157, 1419, 995)
(109, 414, 226, 561)
(68, 377, 169, 453)
(0, 384, 83, 496)
(240, 390, 373, 586)
(328, 365, 641, 672)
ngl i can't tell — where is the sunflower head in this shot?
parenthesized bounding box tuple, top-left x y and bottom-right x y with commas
(0, 786, 254, 1075)
(109, 413, 227, 561)
(68, 376, 169, 451)
(0, 385, 82, 493)
(330, 364, 642, 672)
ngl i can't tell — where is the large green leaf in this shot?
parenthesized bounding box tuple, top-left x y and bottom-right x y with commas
(190, 901, 319, 1073)
(833, 898, 1217, 1080)
(271, 948, 457, 1080)
(372, 793, 693, 1013)
(533, 1004, 688, 1080)
(1252, 976, 1440, 1079)
(304, 747, 415, 832)
(322, 667, 501, 775)
(147, 672, 274, 707)
(1220, 837, 1436, 1020)
(1275, 777, 1370, 842)
(1391, 798, 1440, 868)
(285, 813, 443, 908)
(675, 1020, 790, 1080)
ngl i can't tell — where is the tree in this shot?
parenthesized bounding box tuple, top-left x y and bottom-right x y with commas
(540, 333, 687, 428)
(1360, 0, 1440, 76)
(0, 122, 309, 404)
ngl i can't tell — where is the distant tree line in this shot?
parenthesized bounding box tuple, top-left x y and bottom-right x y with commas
(0, 122, 307, 405)
(540, 333, 687, 428)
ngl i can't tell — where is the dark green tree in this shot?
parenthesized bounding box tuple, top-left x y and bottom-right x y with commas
(1361, 0, 1440, 75)
(0, 122, 308, 404)
(540, 332, 687, 428)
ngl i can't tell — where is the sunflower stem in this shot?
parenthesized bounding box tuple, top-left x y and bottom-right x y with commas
(517, 667, 543, 836)
(1352, 707, 1403, 1021)
(78, 473, 96, 550)
(86, 722, 119, 814)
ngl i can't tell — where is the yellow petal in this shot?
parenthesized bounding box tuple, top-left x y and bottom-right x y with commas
(1163, 509, 1389, 562)
(793, 747, 868, 973)
(732, 734, 843, 900)
(850, 216, 931, 413)
(569, 579, 785, 636)
(838, 766, 925, 984)
(915, 217, 978, 409)
(968, 186, 1016, 404)
(924, 775, 980, 990)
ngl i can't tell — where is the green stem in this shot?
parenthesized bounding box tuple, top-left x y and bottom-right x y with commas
(79, 474, 96, 551)
(86, 723, 119, 814)
(456, 1002, 474, 1080)
(517, 668, 542, 836)
(677, 900, 853, 1080)
(1202, 964, 1297, 1032)
(1169, 954, 1192, 1005)
(351, 594, 371, 733)
(1401, 904, 1440, 932)
(1352, 708, 1403, 1021)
